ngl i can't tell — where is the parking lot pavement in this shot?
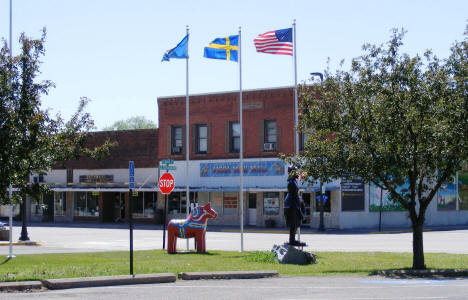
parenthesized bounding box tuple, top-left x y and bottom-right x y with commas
(1, 223, 467, 255)
(4, 276, 468, 300)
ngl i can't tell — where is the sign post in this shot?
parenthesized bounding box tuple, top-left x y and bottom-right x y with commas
(129, 161, 135, 276)
(159, 169, 175, 250)
(319, 181, 325, 232)
(7, 185, 15, 259)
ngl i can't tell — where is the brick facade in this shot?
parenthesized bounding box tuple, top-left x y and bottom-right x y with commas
(59, 129, 158, 169)
(158, 87, 296, 161)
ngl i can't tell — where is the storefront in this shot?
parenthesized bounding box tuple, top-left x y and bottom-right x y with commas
(27, 167, 161, 224)
(156, 158, 341, 228)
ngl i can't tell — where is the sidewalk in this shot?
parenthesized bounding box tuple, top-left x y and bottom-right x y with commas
(4, 220, 467, 234)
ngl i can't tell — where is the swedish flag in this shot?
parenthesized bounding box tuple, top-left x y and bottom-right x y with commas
(204, 35, 239, 62)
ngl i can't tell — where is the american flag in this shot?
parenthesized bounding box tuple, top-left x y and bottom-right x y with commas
(253, 28, 293, 56)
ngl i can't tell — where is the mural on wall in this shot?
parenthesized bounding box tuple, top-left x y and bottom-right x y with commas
(369, 182, 407, 212)
(458, 169, 468, 210)
(437, 181, 457, 211)
(200, 161, 285, 177)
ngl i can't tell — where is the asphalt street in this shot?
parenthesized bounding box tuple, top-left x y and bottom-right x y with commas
(3, 276, 468, 300)
(1, 224, 467, 255)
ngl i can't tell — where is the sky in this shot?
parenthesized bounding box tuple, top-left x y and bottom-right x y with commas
(1, 0, 467, 130)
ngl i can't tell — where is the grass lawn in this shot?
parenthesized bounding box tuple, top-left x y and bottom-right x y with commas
(1, 250, 467, 282)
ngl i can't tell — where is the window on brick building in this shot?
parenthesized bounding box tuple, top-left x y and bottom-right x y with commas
(263, 192, 280, 215)
(263, 120, 277, 151)
(196, 124, 208, 154)
(168, 192, 197, 214)
(230, 122, 240, 153)
(172, 126, 183, 155)
(299, 131, 311, 151)
(223, 192, 238, 215)
(74, 192, 99, 217)
(132, 192, 157, 219)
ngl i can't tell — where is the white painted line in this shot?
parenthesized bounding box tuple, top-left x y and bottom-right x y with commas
(351, 297, 448, 300)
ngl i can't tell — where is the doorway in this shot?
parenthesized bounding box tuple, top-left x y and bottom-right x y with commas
(42, 193, 54, 222)
(248, 193, 257, 226)
(101, 193, 118, 222)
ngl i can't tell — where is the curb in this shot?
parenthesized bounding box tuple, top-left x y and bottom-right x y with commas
(374, 269, 468, 277)
(41, 273, 176, 290)
(370, 229, 432, 234)
(0, 281, 42, 292)
(221, 229, 293, 234)
(1, 271, 278, 292)
(178, 270, 279, 280)
(0, 241, 41, 246)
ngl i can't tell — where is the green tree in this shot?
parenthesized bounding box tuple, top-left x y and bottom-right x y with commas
(102, 116, 157, 131)
(0, 31, 113, 239)
(286, 28, 467, 269)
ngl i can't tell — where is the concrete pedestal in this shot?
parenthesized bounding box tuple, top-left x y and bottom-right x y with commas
(0, 230, 9, 241)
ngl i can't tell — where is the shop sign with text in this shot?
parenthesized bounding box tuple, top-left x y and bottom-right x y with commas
(200, 161, 285, 177)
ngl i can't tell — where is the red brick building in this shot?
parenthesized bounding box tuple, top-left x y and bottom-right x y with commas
(158, 86, 296, 160)
(27, 129, 160, 224)
(157, 87, 333, 228)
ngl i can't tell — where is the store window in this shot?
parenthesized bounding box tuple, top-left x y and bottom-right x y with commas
(31, 200, 44, 216)
(74, 192, 100, 217)
(197, 124, 208, 154)
(264, 120, 277, 151)
(315, 191, 331, 212)
(210, 192, 223, 213)
(54, 192, 66, 216)
(172, 126, 183, 155)
(223, 192, 238, 215)
(168, 192, 196, 214)
(230, 122, 240, 153)
(132, 192, 157, 218)
(197, 192, 210, 206)
(263, 192, 280, 215)
(302, 193, 312, 217)
(299, 131, 311, 152)
(32, 192, 54, 217)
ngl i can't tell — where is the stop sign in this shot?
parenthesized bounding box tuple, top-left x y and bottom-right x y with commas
(159, 173, 175, 194)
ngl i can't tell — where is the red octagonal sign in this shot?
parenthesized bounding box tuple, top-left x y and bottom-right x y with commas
(159, 173, 175, 194)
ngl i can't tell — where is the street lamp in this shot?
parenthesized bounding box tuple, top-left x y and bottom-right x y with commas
(310, 72, 325, 232)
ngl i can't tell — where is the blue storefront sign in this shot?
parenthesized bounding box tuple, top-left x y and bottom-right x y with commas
(200, 161, 285, 177)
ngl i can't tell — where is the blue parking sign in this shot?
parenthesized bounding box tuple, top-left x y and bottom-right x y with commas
(129, 161, 135, 189)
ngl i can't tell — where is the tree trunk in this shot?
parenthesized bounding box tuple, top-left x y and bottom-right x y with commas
(412, 223, 425, 269)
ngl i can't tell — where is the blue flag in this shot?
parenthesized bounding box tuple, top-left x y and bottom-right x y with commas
(162, 35, 188, 62)
(204, 35, 238, 62)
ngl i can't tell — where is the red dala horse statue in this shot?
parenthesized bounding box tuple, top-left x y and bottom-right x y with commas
(167, 203, 218, 253)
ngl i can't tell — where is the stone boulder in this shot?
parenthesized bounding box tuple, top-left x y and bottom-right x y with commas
(271, 244, 316, 265)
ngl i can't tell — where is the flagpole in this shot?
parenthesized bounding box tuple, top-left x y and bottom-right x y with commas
(292, 19, 301, 242)
(239, 27, 244, 252)
(293, 20, 298, 156)
(185, 25, 190, 251)
(7, 0, 15, 260)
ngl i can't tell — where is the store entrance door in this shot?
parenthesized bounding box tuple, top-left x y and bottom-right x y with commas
(248, 193, 257, 226)
(42, 193, 54, 222)
(102, 193, 114, 222)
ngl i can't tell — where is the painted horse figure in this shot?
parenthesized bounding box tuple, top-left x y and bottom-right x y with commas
(167, 203, 218, 253)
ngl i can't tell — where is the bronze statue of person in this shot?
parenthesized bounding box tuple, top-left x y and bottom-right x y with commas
(284, 166, 306, 246)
